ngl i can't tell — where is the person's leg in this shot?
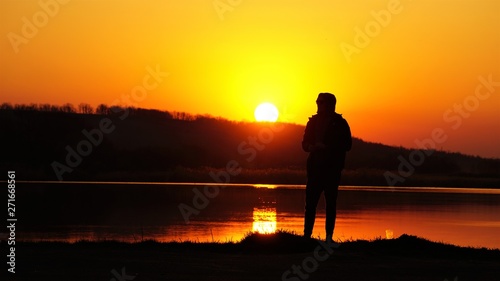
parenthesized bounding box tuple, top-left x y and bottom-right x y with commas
(324, 170, 341, 239)
(304, 178, 323, 238)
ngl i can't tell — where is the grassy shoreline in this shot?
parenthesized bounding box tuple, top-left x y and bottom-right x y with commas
(10, 232, 500, 281)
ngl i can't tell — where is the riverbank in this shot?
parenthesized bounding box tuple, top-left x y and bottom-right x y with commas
(9, 232, 500, 281)
(165, 167, 500, 188)
(34, 166, 497, 189)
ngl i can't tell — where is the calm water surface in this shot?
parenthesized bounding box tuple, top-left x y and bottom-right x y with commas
(11, 182, 500, 249)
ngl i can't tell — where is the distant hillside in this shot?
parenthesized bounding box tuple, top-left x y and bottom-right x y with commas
(1, 104, 499, 187)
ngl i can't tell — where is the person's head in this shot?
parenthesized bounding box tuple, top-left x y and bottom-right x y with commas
(316, 93, 336, 114)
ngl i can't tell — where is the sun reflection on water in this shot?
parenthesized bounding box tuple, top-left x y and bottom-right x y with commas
(253, 184, 278, 189)
(252, 207, 277, 234)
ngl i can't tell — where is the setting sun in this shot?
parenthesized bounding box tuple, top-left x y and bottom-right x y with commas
(254, 102, 279, 122)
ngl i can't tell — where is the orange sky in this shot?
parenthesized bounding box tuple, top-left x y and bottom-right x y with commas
(1, 0, 499, 158)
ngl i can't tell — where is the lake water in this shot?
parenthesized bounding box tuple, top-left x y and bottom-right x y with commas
(11, 182, 500, 249)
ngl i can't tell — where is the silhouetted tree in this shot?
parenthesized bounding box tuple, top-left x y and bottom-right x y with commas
(78, 103, 94, 114)
(14, 104, 28, 111)
(50, 105, 61, 112)
(0, 103, 13, 110)
(172, 111, 194, 121)
(96, 104, 109, 115)
(60, 103, 76, 113)
(25, 103, 38, 111)
(195, 114, 215, 121)
(39, 104, 52, 112)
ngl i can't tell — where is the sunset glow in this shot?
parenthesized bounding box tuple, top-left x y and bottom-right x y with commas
(1, 0, 499, 157)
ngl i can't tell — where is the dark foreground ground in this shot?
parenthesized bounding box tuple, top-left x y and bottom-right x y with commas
(4, 233, 500, 281)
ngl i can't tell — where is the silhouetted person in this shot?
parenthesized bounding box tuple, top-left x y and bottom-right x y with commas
(302, 93, 352, 242)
